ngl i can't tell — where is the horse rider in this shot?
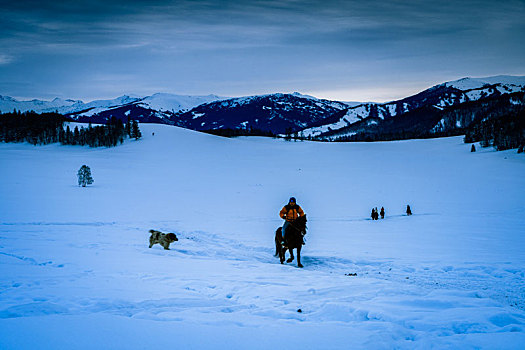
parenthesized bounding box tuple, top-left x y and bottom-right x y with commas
(279, 197, 305, 244)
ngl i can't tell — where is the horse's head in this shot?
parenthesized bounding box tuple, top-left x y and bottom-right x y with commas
(294, 215, 307, 234)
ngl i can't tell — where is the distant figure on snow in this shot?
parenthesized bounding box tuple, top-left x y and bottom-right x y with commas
(280, 197, 305, 244)
(371, 207, 379, 220)
(380, 207, 385, 219)
(406, 205, 412, 216)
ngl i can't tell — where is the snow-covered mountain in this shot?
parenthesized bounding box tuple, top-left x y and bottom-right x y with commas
(171, 93, 350, 133)
(137, 93, 223, 113)
(0, 93, 223, 116)
(59, 92, 351, 133)
(302, 75, 525, 140)
(2, 75, 524, 139)
(0, 95, 84, 114)
(65, 95, 142, 117)
(444, 75, 525, 91)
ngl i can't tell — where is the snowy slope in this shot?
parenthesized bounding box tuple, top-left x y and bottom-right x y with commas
(0, 125, 524, 349)
(303, 104, 381, 136)
(136, 93, 223, 113)
(66, 95, 141, 116)
(445, 75, 525, 91)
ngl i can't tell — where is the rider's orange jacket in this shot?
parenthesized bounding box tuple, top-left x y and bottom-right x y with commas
(280, 204, 305, 222)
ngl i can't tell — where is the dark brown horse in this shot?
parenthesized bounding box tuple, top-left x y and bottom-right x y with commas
(275, 215, 307, 268)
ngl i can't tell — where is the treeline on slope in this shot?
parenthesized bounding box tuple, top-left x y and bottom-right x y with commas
(0, 111, 141, 147)
(203, 128, 276, 138)
(464, 107, 525, 151)
(330, 128, 466, 142)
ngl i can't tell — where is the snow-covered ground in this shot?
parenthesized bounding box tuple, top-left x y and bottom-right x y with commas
(0, 124, 524, 349)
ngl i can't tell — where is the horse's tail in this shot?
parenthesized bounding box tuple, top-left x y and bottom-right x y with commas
(275, 227, 282, 256)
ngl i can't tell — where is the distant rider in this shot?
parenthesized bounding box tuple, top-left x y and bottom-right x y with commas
(279, 197, 305, 244)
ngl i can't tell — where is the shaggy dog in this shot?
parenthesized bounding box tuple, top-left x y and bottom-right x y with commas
(148, 229, 178, 250)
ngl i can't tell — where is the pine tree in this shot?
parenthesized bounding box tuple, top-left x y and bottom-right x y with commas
(126, 117, 131, 137)
(65, 125, 72, 144)
(73, 126, 80, 145)
(77, 165, 94, 187)
(131, 120, 142, 140)
(284, 127, 293, 141)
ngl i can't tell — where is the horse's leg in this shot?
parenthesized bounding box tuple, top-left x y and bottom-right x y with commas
(297, 246, 303, 268)
(275, 237, 280, 257)
(275, 229, 282, 257)
(286, 248, 294, 263)
(279, 246, 286, 264)
(275, 229, 286, 264)
(278, 245, 286, 264)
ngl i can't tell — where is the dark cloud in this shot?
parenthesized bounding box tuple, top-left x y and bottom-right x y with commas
(0, 0, 524, 101)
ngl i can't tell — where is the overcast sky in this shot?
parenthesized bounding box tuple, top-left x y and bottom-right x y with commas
(1, 0, 524, 102)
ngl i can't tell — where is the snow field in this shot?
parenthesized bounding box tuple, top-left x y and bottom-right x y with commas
(0, 124, 524, 349)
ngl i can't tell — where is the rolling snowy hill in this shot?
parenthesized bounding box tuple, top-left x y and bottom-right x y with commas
(0, 124, 524, 349)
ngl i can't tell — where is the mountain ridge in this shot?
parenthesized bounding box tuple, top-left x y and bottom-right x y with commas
(1, 75, 524, 138)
